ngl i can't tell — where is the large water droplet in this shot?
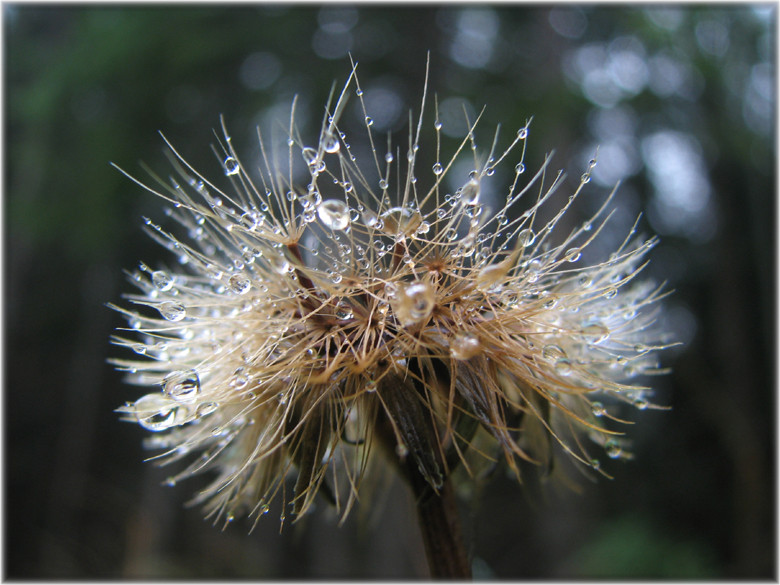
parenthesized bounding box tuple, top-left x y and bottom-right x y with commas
(269, 253, 291, 274)
(223, 156, 240, 176)
(152, 270, 174, 292)
(391, 281, 435, 327)
(542, 344, 566, 361)
(317, 199, 350, 230)
(460, 179, 480, 206)
(591, 401, 606, 417)
(554, 358, 573, 376)
(133, 393, 189, 431)
(432, 162, 443, 175)
(196, 401, 218, 417)
(159, 301, 186, 321)
(518, 228, 535, 248)
(323, 134, 340, 154)
(581, 323, 609, 344)
(605, 439, 622, 459)
(450, 331, 482, 360)
(564, 247, 581, 262)
(476, 263, 508, 293)
(301, 147, 318, 166)
(163, 370, 201, 402)
(228, 273, 251, 295)
(380, 207, 422, 237)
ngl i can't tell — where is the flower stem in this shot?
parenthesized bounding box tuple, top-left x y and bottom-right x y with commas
(406, 465, 472, 579)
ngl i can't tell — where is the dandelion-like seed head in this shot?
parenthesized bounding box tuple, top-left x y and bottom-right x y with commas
(111, 60, 673, 529)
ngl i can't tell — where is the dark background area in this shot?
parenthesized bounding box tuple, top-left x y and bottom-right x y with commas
(4, 4, 776, 579)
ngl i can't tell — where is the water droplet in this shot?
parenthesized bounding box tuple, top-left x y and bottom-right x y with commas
(301, 147, 318, 166)
(317, 199, 350, 230)
(450, 331, 482, 360)
(581, 323, 609, 344)
(230, 373, 248, 390)
(323, 134, 340, 154)
(460, 179, 480, 206)
(223, 156, 240, 176)
(554, 358, 573, 376)
(365, 116, 374, 127)
(163, 370, 201, 402)
(228, 273, 251, 295)
(605, 440, 622, 459)
(356, 88, 363, 96)
(517, 127, 528, 139)
(432, 162, 443, 175)
(380, 207, 422, 237)
(564, 247, 581, 262)
(378, 178, 388, 190)
(385, 152, 394, 163)
(591, 401, 606, 417)
(476, 263, 507, 293)
(133, 393, 189, 431)
(604, 288, 618, 299)
(269, 253, 291, 275)
(633, 397, 649, 410)
(152, 270, 174, 291)
(581, 172, 591, 184)
(159, 301, 186, 321)
(515, 162, 525, 174)
(391, 281, 435, 327)
(518, 228, 535, 248)
(542, 344, 567, 361)
(196, 401, 218, 417)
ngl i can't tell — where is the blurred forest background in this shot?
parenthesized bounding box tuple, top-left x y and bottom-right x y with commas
(4, 3, 776, 579)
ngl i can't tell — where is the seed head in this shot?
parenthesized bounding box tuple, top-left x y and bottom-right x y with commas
(110, 61, 673, 529)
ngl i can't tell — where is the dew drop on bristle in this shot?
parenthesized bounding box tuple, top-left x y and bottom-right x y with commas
(223, 156, 240, 176)
(133, 393, 189, 431)
(432, 162, 443, 175)
(163, 370, 201, 402)
(152, 270, 174, 291)
(605, 440, 622, 459)
(460, 179, 480, 206)
(159, 301, 186, 321)
(323, 134, 340, 154)
(317, 200, 350, 230)
(380, 207, 422, 237)
(196, 401, 218, 417)
(391, 281, 435, 327)
(554, 358, 573, 376)
(450, 332, 482, 360)
(581, 323, 610, 344)
(542, 344, 567, 361)
(518, 228, 535, 248)
(228, 273, 251, 295)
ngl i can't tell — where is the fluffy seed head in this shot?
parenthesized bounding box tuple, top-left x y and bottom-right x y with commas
(111, 60, 673, 529)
